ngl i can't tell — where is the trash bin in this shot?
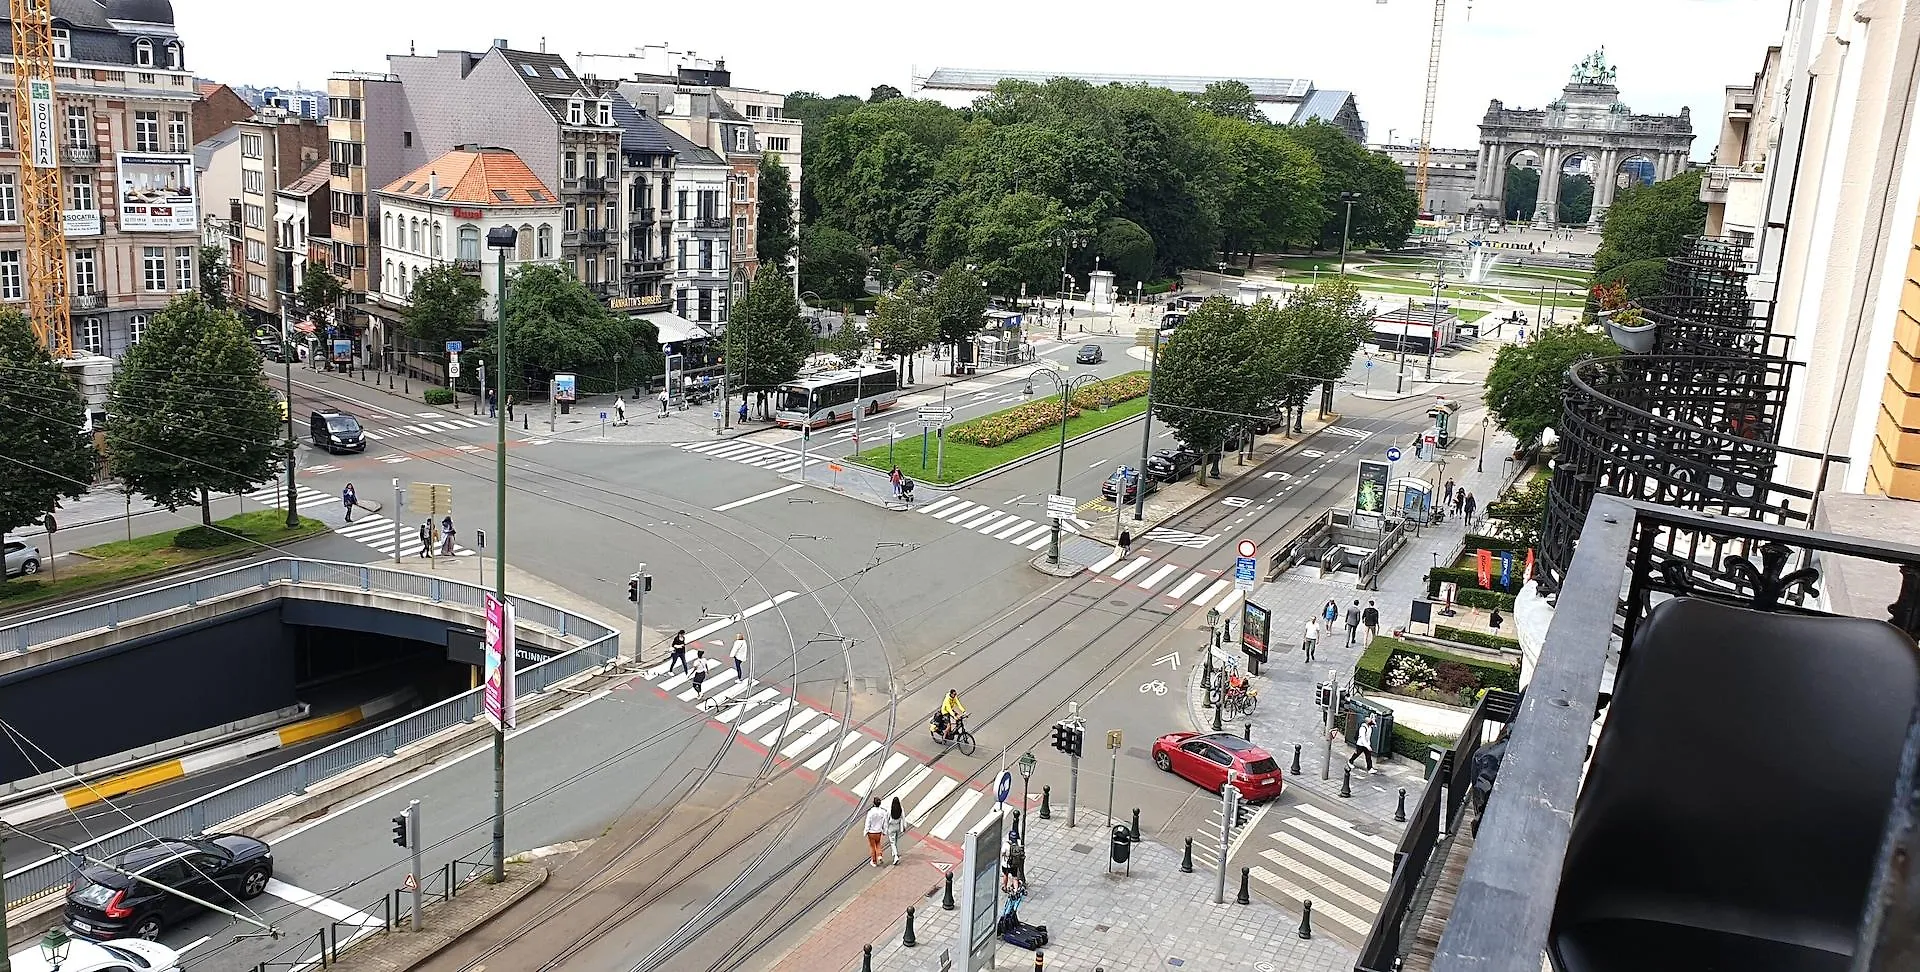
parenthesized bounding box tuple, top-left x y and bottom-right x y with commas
(1426, 745, 1447, 780)
(1109, 825, 1132, 863)
(1343, 698, 1396, 760)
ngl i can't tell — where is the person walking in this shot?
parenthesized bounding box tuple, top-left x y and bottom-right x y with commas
(738, 400, 749, 425)
(659, 390, 670, 416)
(1119, 530, 1132, 558)
(669, 630, 688, 673)
(614, 396, 626, 425)
(1322, 599, 1339, 637)
(1489, 608, 1505, 636)
(1302, 616, 1319, 663)
(1344, 600, 1362, 646)
(341, 483, 357, 523)
(690, 650, 708, 698)
(730, 632, 748, 680)
(889, 466, 904, 498)
(885, 796, 905, 865)
(440, 515, 456, 556)
(506, 395, 516, 421)
(419, 520, 435, 559)
(864, 797, 888, 867)
(1348, 714, 1378, 772)
(1464, 491, 1478, 523)
(1362, 600, 1381, 642)
(1443, 479, 1456, 505)
(487, 388, 497, 418)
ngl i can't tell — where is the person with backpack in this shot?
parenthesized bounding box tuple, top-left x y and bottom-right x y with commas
(341, 483, 357, 523)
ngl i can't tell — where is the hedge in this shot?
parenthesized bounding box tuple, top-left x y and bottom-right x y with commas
(1454, 588, 1517, 612)
(1461, 534, 1519, 554)
(946, 372, 1150, 447)
(1141, 279, 1178, 296)
(423, 387, 455, 405)
(1216, 265, 1247, 277)
(1433, 625, 1520, 653)
(1426, 565, 1522, 599)
(1355, 636, 1521, 694)
(1390, 723, 1457, 761)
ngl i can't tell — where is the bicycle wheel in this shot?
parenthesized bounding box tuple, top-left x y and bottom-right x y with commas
(957, 731, 977, 756)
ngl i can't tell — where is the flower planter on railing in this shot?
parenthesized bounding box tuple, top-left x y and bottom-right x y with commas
(1599, 308, 1658, 353)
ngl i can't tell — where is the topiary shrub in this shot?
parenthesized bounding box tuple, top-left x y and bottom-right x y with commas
(423, 387, 456, 406)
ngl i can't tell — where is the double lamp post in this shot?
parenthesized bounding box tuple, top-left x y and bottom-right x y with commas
(1026, 368, 1099, 566)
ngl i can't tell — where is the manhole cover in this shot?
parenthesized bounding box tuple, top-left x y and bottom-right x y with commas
(1256, 964, 1276, 972)
(1111, 599, 1130, 607)
(1072, 843, 1094, 854)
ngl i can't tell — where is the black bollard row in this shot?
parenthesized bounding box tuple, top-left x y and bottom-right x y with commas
(903, 905, 918, 947)
(1243, 722, 1252, 741)
(1340, 767, 1353, 798)
(1131, 807, 1141, 839)
(942, 871, 957, 910)
(1237, 866, 1251, 905)
(1395, 787, 1408, 823)
(1298, 900, 1314, 939)
(1181, 837, 1194, 873)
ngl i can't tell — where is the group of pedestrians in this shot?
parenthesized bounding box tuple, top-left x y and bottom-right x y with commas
(661, 629, 751, 702)
(1440, 479, 1479, 524)
(887, 466, 916, 506)
(416, 515, 458, 558)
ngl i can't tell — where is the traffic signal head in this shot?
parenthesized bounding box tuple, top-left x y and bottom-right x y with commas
(391, 813, 408, 848)
(1067, 725, 1084, 759)
(628, 577, 639, 602)
(1235, 801, 1250, 827)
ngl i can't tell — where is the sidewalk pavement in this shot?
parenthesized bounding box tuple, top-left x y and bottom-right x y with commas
(1194, 412, 1522, 824)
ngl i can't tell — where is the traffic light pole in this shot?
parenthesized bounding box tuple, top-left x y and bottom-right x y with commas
(634, 561, 647, 661)
(1068, 749, 1080, 828)
(408, 800, 423, 931)
(1217, 779, 1236, 904)
(1323, 679, 1337, 781)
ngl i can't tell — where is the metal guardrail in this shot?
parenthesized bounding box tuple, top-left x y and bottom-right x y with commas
(3, 559, 619, 908)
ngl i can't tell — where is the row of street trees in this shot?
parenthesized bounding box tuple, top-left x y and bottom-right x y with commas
(1151, 281, 1372, 482)
(790, 79, 1417, 300)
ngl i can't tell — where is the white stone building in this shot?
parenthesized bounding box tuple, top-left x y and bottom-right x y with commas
(373, 146, 561, 322)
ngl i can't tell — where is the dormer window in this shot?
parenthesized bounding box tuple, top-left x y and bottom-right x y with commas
(596, 100, 612, 127)
(134, 38, 153, 67)
(165, 42, 181, 70)
(567, 100, 583, 125)
(50, 28, 69, 61)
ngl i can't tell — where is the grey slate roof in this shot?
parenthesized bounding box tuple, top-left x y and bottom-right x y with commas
(192, 127, 238, 172)
(610, 93, 676, 156)
(492, 47, 587, 124)
(922, 67, 1313, 101)
(658, 125, 726, 167)
(1291, 89, 1356, 125)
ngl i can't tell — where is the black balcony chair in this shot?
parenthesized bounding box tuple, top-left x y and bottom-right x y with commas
(1549, 596, 1919, 972)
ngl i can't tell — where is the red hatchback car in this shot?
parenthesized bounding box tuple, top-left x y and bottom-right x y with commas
(1151, 731, 1284, 801)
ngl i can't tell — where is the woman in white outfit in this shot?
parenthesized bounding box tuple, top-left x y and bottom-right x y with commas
(886, 796, 905, 864)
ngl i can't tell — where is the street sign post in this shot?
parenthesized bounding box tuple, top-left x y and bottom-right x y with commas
(996, 770, 1013, 808)
(1386, 446, 1402, 462)
(445, 341, 463, 353)
(1236, 539, 1257, 559)
(1234, 556, 1258, 590)
(1046, 494, 1076, 521)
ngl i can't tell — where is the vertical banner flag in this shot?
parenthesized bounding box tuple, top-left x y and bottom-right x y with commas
(1525, 548, 1536, 583)
(1499, 551, 1514, 588)
(483, 593, 517, 729)
(1476, 548, 1493, 589)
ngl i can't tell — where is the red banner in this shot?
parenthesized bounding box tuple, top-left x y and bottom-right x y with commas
(1477, 548, 1493, 589)
(1524, 548, 1536, 583)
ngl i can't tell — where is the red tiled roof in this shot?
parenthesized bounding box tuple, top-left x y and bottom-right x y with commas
(197, 82, 223, 98)
(378, 147, 555, 205)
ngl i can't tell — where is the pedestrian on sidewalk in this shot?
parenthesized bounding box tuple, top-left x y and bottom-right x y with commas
(1362, 600, 1380, 641)
(419, 520, 435, 559)
(1119, 530, 1132, 558)
(614, 397, 626, 425)
(730, 632, 748, 680)
(1345, 600, 1362, 646)
(1322, 599, 1339, 637)
(738, 400, 748, 425)
(690, 650, 708, 697)
(1444, 479, 1456, 505)
(669, 630, 688, 673)
(440, 515, 456, 556)
(506, 395, 516, 421)
(865, 797, 888, 866)
(487, 389, 497, 418)
(1348, 714, 1378, 772)
(659, 390, 670, 416)
(1302, 617, 1319, 663)
(1464, 491, 1478, 523)
(341, 483, 357, 523)
(886, 796, 905, 865)
(1489, 608, 1504, 636)
(889, 466, 904, 498)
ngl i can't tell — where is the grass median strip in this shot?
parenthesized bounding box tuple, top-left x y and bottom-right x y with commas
(850, 396, 1150, 484)
(0, 509, 328, 607)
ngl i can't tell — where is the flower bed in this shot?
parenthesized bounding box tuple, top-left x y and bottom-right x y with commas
(947, 371, 1150, 447)
(1354, 636, 1520, 707)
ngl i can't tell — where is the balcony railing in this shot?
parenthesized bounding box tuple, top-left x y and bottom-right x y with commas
(587, 281, 612, 297)
(69, 292, 102, 310)
(331, 161, 352, 179)
(624, 256, 667, 276)
(629, 207, 657, 225)
(583, 228, 609, 245)
(694, 215, 729, 231)
(330, 211, 353, 228)
(562, 177, 610, 194)
(453, 258, 481, 274)
(63, 145, 96, 164)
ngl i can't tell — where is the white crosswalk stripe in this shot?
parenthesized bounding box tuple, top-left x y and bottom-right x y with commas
(1141, 528, 1219, 549)
(245, 485, 478, 559)
(670, 441, 808, 476)
(916, 498, 1082, 554)
(1238, 806, 1399, 942)
(1320, 426, 1374, 439)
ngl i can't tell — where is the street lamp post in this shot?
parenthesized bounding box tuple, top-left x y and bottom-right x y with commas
(1056, 231, 1086, 341)
(1029, 368, 1097, 565)
(484, 225, 517, 884)
(1134, 326, 1164, 521)
(279, 299, 300, 529)
(1478, 414, 1489, 472)
(1338, 191, 1362, 276)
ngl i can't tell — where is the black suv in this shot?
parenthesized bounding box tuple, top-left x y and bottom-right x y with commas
(65, 834, 273, 940)
(1146, 445, 1200, 483)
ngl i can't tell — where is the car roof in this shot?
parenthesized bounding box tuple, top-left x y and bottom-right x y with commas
(1198, 732, 1262, 754)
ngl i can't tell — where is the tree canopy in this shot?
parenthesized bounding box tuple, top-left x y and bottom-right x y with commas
(198, 244, 230, 311)
(1483, 324, 1620, 447)
(498, 264, 655, 381)
(0, 309, 95, 547)
(403, 263, 486, 348)
(1558, 174, 1594, 226)
(1194, 80, 1261, 122)
(1593, 169, 1706, 276)
(799, 225, 870, 303)
(1504, 166, 1539, 222)
(756, 152, 797, 267)
(295, 266, 348, 326)
(729, 265, 812, 394)
(868, 277, 937, 377)
(105, 295, 284, 524)
(929, 265, 990, 347)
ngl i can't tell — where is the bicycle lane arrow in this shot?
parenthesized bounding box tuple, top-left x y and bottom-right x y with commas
(1155, 652, 1181, 669)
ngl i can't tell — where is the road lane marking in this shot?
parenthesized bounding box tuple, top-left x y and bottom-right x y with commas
(736, 700, 792, 735)
(1270, 831, 1390, 896)
(684, 591, 801, 641)
(930, 788, 983, 839)
(993, 518, 1036, 539)
(955, 508, 1003, 529)
(763, 708, 824, 749)
(1191, 579, 1231, 606)
(1248, 866, 1375, 935)
(886, 765, 934, 808)
(929, 501, 979, 522)
(780, 719, 838, 760)
(1012, 525, 1052, 545)
(716, 687, 781, 722)
(713, 483, 806, 512)
(856, 752, 912, 799)
(1089, 550, 1123, 573)
(679, 667, 736, 700)
(828, 739, 884, 784)
(1024, 533, 1053, 550)
(263, 879, 385, 927)
(907, 776, 960, 825)
(1296, 804, 1400, 851)
(804, 735, 850, 772)
(1111, 557, 1154, 581)
(920, 496, 961, 515)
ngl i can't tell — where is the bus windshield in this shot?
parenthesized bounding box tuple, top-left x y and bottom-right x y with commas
(776, 387, 812, 413)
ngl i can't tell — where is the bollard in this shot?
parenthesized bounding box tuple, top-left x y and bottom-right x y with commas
(903, 906, 918, 947)
(1244, 722, 1252, 741)
(1395, 787, 1408, 823)
(1292, 744, 1302, 776)
(1035, 950, 1044, 971)
(1131, 807, 1141, 839)
(862, 944, 873, 972)
(1341, 767, 1353, 798)
(1213, 696, 1224, 731)
(1039, 785, 1052, 819)
(942, 871, 957, 910)
(1181, 837, 1194, 873)
(523, 413, 529, 430)
(1297, 900, 1314, 939)
(1237, 866, 1251, 905)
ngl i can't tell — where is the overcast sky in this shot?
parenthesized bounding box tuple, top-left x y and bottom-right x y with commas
(179, 0, 1788, 156)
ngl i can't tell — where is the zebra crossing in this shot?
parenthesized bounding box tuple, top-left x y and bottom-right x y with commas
(1318, 426, 1374, 440)
(628, 660, 1002, 843)
(916, 496, 1060, 551)
(1086, 547, 1241, 612)
(246, 484, 477, 559)
(1244, 802, 1400, 942)
(358, 413, 493, 441)
(670, 440, 816, 474)
(1140, 528, 1218, 549)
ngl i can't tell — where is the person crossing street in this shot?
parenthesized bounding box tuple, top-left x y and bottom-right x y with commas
(341, 483, 357, 523)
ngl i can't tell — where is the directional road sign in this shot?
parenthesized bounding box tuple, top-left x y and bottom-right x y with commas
(918, 406, 954, 423)
(1386, 446, 1402, 462)
(1046, 494, 1077, 521)
(995, 770, 1013, 806)
(445, 341, 463, 353)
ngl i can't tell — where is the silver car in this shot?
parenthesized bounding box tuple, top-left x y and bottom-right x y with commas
(4, 539, 43, 576)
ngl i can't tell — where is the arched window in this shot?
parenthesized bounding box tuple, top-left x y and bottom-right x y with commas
(431, 222, 442, 258)
(133, 38, 153, 68)
(517, 224, 534, 261)
(384, 259, 393, 294)
(409, 218, 420, 253)
(457, 225, 479, 261)
(537, 224, 553, 259)
(384, 213, 392, 242)
(165, 42, 181, 70)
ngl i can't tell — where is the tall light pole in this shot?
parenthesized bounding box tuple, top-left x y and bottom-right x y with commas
(1338, 191, 1362, 277)
(1133, 326, 1164, 521)
(1028, 368, 1097, 565)
(1478, 413, 1489, 472)
(279, 298, 300, 528)
(1056, 230, 1085, 341)
(484, 225, 517, 883)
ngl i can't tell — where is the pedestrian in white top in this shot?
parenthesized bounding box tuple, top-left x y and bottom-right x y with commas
(614, 396, 626, 424)
(730, 633, 748, 680)
(1303, 617, 1319, 663)
(864, 797, 888, 866)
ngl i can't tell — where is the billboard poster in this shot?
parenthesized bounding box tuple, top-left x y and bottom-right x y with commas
(552, 373, 577, 403)
(116, 153, 197, 231)
(27, 78, 54, 169)
(63, 210, 100, 236)
(1355, 460, 1390, 513)
(483, 594, 517, 730)
(1241, 600, 1271, 661)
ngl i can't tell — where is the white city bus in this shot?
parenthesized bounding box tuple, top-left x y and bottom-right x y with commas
(773, 365, 902, 429)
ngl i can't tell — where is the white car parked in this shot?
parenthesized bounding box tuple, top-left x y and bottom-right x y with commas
(4, 538, 42, 577)
(8, 935, 181, 971)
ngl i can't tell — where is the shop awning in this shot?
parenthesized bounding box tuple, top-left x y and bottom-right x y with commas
(641, 311, 712, 346)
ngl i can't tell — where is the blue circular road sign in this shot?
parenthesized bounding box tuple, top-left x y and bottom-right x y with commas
(996, 770, 1013, 805)
(1386, 447, 1403, 462)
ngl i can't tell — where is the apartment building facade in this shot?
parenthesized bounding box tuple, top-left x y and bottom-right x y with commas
(233, 111, 325, 321)
(323, 71, 406, 355)
(618, 78, 760, 316)
(659, 127, 730, 327)
(272, 160, 328, 310)
(609, 94, 674, 316)
(0, 0, 201, 358)
(374, 146, 561, 321)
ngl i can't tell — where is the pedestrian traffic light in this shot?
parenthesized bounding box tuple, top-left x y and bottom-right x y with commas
(1050, 721, 1084, 758)
(1066, 724, 1084, 759)
(628, 577, 638, 602)
(1316, 683, 1334, 709)
(391, 813, 408, 848)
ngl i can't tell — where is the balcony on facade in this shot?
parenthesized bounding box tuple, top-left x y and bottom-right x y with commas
(692, 215, 729, 232)
(629, 207, 657, 226)
(587, 281, 612, 297)
(70, 292, 102, 311)
(63, 145, 97, 165)
(331, 161, 352, 179)
(624, 256, 668, 278)
(453, 258, 481, 274)
(563, 177, 609, 195)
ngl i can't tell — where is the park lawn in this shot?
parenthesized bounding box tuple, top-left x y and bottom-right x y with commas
(0, 509, 327, 608)
(1455, 307, 1491, 322)
(850, 396, 1151, 485)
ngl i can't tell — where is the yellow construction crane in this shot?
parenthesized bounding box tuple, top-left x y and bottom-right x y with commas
(10, 0, 70, 356)
(1413, 0, 1446, 212)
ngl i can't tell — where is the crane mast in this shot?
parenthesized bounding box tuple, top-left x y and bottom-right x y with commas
(1413, 0, 1447, 213)
(10, 0, 70, 356)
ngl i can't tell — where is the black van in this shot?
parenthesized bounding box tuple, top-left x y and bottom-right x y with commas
(309, 410, 366, 453)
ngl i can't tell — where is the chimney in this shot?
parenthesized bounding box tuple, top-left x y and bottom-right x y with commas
(428, 170, 438, 195)
(492, 38, 508, 50)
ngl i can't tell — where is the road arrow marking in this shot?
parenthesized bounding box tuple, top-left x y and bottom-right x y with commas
(1156, 651, 1181, 669)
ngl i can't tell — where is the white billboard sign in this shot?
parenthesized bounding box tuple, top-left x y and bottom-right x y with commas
(116, 153, 197, 231)
(63, 210, 100, 237)
(27, 78, 54, 169)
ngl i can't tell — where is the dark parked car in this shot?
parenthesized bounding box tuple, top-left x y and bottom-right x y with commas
(1100, 468, 1159, 504)
(1075, 344, 1103, 365)
(65, 834, 273, 941)
(1146, 446, 1200, 483)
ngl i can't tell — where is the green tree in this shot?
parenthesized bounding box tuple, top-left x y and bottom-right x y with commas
(1285, 121, 1417, 251)
(1151, 298, 1267, 483)
(868, 278, 936, 381)
(757, 152, 797, 267)
(1558, 174, 1594, 226)
(198, 244, 231, 311)
(729, 266, 812, 413)
(868, 84, 903, 103)
(1487, 474, 1550, 552)
(1483, 325, 1619, 447)
(498, 263, 654, 382)
(929, 265, 989, 353)
(403, 263, 486, 348)
(1261, 281, 1369, 421)
(1594, 169, 1707, 276)
(1097, 217, 1156, 288)
(295, 266, 348, 326)
(1195, 80, 1261, 122)
(106, 295, 284, 525)
(817, 319, 869, 363)
(1202, 116, 1323, 262)
(0, 310, 95, 550)
(1504, 166, 1539, 221)
(928, 191, 1075, 298)
(799, 226, 870, 302)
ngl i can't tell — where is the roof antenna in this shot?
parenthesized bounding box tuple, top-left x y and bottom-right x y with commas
(409, 40, 416, 56)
